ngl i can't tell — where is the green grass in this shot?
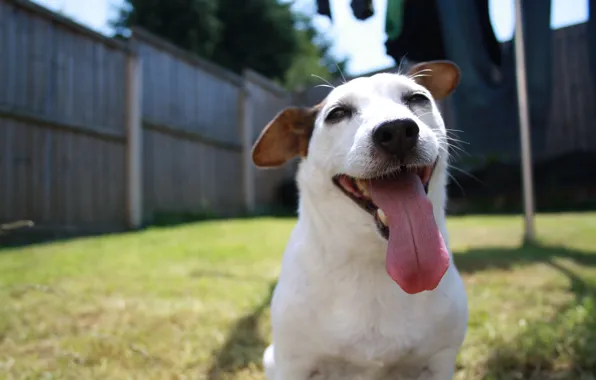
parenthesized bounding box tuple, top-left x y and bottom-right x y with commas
(0, 213, 595, 379)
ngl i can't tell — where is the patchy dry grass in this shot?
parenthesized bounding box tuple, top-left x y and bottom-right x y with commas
(0, 213, 595, 379)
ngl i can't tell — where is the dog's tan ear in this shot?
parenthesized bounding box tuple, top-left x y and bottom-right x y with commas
(251, 106, 319, 168)
(407, 61, 461, 100)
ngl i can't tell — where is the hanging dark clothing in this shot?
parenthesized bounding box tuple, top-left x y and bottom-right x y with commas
(589, 0, 596, 100)
(351, 0, 374, 21)
(384, 0, 446, 63)
(384, 0, 501, 68)
(435, 0, 552, 159)
(316, 0, 332, 19)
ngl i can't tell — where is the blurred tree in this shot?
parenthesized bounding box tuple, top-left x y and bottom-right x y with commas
(112, 0, 346, 90)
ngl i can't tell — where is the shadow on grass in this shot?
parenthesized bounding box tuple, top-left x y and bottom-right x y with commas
(454, 243, 596, 276)
(0, 211, 298, 251)
(455, 243, 596, 379)
(206, 280, 277, 380)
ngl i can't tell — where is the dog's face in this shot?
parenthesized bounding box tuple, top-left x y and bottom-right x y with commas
(252, 60, 459, 228)
(252, 61, 460, 293)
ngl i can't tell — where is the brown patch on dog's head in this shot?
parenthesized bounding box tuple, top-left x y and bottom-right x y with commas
(251, 104, 322, 168)
(407, 60, 461, 100)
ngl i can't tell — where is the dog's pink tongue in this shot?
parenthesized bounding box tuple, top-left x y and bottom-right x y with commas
(369, 173, 450, 294)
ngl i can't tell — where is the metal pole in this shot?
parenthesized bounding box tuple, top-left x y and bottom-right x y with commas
(513, 0, 536, 243)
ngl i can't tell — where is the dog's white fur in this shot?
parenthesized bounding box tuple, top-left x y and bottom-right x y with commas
(252, 62, 468, 380)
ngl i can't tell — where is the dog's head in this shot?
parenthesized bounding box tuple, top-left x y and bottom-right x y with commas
(252, 61, 460, 294)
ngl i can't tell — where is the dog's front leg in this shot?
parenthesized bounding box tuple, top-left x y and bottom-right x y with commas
(273, 362, 315, 380)
(418, 348, 459, 380)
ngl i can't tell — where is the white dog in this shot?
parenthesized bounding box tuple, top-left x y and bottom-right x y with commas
(251, 61, 468, 380)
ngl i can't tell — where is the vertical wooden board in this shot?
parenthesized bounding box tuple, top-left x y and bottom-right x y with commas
(164, 132, 174, 211)
(84, 135, 96, 225)
(101, 45, 112, 131)
(138, 44, 150, 122)
(150, 131, 161, 212)
(94, 43, 106, 130)
(142, 130, 153, 220)
(0, 118, 15, 221)
(87, 137, 100, 225)
(61, 133, 78, 226)
(76, 134, 89, 226)
(184, 139, 195, 211)
(29, 15, 42, 114)
(67, 133, 80, 225)
(4, 5, 18, 108)
(28, 124, 41, 224)
(116, 52, 127, 134)
(116, 142, 127, 226)
(12, 121, 28, 221)
(168, 53, 177, 127)
(148, 131, 159, 215)
(186, 63, 195, 130)
(75, 34, 86, 127)
(154, 131, 164, 215)
(53, 27, 65, 120)
(96, 140, 109, 225)
(65, 31, 76, 126)
(206, 145, 216, 212)
(166, 133, 176, 210)
(0, 1, 6, 106)
(105, 140, 116, 225)
(142, 44, 156, 122)
(154, 49, 166, 123)
(178, 61, 187, 129)
(42, 16, 55, 117)
(105, 141, 118, 226)
(15, 7, 27, 110)
(185, 141, 196, 212)
(50, 129, 64, 225)
(105, 49, 114, 131)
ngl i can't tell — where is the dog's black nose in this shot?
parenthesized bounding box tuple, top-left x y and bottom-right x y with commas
(372, 119, 419, 158)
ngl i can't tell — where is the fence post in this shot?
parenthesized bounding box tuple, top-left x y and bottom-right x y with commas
(125, 48, 143, 229)
(240, 74, 256, 214)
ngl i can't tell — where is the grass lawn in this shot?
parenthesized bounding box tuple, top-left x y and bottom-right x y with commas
(0, 213, 596, 379)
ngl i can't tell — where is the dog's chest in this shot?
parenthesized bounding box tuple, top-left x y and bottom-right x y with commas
(314, 277, 452, 363)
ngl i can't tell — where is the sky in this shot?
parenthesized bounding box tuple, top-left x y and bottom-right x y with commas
(32, 0, 590, 75)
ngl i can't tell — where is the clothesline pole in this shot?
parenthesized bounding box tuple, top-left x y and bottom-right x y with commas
(513, 0, 536, 243)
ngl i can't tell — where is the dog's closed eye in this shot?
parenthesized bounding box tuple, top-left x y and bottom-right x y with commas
(404, 93, 430, 106)
(325, 105, 353, 124)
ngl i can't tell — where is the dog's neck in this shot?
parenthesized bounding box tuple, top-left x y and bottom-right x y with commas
(294, 159, 451, 264)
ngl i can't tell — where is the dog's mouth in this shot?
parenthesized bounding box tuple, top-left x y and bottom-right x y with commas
(332, 162, 436, 240)
(331, 159, 450, 295)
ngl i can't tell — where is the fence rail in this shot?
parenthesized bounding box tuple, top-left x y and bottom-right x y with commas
(1, 0, 595, 231)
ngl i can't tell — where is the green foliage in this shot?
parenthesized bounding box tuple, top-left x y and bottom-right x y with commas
(111, 0, 345, 89)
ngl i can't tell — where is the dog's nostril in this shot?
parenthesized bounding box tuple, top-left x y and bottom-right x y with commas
(405, 124, 419, 139)
(378, 129, 393, 144)
(372, 119, 419, 157)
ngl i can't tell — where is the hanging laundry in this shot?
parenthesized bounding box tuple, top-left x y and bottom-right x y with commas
(589, 0, 596, 99)
(384, 0, 447, 63)
(385, 0, 405, 41)
(435, 0, 553, 159)
(351, 0, 374, 21)
(316, 0, 332, 19)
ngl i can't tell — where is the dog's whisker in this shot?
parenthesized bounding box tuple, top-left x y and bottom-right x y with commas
(397, 54, 409, 75)
(449, 165, 485, 186)
(442, 136, 470, 145)
(335, 63, 347, 84)
(408, 69, 433, 80)
(311, 74, 335, 89)
(446, 171, 466, 196)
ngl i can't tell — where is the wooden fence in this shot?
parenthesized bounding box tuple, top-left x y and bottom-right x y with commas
(0, 0, 295, 231)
